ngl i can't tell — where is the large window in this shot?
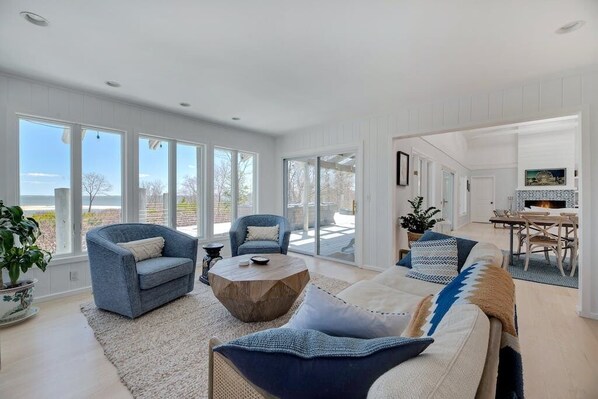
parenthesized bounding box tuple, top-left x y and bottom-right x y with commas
(213, 147, 257, 235)
(138, 136, 204, 237)
(19, 118, 123, 256)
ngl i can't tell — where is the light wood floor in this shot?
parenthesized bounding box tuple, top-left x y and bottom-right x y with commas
(1, 227, 597, 398)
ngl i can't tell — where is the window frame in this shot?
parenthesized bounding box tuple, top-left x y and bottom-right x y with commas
(17, 115, 126, 258)
(212, 146, 258, 236)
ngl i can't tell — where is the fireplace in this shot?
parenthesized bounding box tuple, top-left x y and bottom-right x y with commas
(524, 200, 566, 209)
(516, 189, 575, 211)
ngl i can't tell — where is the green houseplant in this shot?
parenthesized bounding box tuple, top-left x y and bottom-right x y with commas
(0, 200, 51, 324)
(399, 196, 443, 246)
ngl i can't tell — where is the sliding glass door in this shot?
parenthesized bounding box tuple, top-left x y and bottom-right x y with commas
(284, 152, 357, 264)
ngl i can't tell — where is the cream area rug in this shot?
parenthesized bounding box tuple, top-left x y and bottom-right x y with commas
(81, 273, 350, 399)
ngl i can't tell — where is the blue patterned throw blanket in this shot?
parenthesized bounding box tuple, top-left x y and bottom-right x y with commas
(404, 261, 524, 399)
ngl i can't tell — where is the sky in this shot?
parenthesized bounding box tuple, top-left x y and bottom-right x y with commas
(19, 118, 200, 198)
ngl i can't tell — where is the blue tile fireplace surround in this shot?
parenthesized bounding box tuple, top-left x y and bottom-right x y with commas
(515, 189, 576, 211)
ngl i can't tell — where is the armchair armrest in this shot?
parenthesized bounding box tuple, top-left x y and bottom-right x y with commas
(229, 218, 248, 257)
(278, 218, 291, 255)
(158, 227, 199, 264)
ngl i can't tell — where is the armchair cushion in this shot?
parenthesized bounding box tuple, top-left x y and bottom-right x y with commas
(117, 237, 164, 262)
(246, 225, 279, 242)
(237, 240, 281, 255)
(136, 257, 194, 290)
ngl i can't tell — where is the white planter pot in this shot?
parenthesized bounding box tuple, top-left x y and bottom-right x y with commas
(0, 279, 37, 323)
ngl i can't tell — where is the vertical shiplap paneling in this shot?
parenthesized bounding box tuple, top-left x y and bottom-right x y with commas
(0, 75, 8, 201)
(30, 83, 49, 117)
(48, 87, 69, 120)
(99, 98, 115, 128)
(503, 87, 523, 118)
(83, 95, 102, 126)
(396, 109, 409, 134)
(8, 78, 31, 111)
(67, 91, 84, 122)
(408, 108, 418, 132)
(418, 104, 433, 133)
(432, 102, 444, 129)
(563, 75, 582, 108)
(540, 78, 563, 111)
(488, 90, 504, 119)
(443, 99, 459, 127)
(458, 98, 472, 125)
(522, 83, 540, 115)
(49, 264, 70, 294)
(471, 93, 489, 122)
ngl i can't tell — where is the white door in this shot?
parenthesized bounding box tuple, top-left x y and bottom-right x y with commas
(470, 177, 495, 223)
(442, 170, 454, 229)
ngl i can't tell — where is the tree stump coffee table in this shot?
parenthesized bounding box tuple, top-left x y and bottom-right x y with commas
(208, 254, 310, 322)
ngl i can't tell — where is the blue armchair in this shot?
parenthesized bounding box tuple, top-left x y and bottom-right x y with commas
(229, 214, 291, 256)
(86, 223, 198, 318)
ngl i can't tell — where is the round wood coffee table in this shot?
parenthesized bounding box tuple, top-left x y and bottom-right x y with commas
(208, 254, 310, 322)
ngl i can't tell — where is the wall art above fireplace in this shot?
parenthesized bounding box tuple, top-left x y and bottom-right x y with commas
(525, 168, 566, 186)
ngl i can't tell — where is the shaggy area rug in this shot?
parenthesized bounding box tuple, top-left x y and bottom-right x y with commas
(81, 273, 350, 399)
(508, 253, 578, 289)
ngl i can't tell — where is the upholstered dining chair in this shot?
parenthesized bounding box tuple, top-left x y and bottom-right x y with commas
(520, 215, 566, 276)
(86, 223, 198, 318)
(229, 214, 291, 256)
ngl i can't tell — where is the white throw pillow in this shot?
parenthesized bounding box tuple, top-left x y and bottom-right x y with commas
(117, 237, 164, 262)
(284, 284, 411, 338)
(406, 237, 459, 285)
(246, 225, 279, 242)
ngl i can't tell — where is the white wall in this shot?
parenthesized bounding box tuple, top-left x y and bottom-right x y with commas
(517, 129, 576, 189)
(471, 168, 518, 211)
(276, 68, 598, 320)
(0, 72, 277, 300)
(468, 134, 518, 169)
(394, 137, 470, 256)
(421, 132, 470, 167)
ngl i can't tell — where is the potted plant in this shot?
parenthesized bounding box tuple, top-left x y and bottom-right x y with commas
(0, 200, 51, 324)
(399, 196, 443, 247)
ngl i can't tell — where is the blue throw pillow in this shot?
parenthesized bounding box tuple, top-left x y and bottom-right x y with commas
(397, 231, 477, 271)
(214, 328, 433, 399)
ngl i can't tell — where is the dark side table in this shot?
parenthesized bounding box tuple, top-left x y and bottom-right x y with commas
(199, 243, 224, 285)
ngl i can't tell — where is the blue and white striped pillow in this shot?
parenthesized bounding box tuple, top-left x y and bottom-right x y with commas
(406, 237, 459, 284)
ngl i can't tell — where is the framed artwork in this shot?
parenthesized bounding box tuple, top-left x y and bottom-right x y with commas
(397, 151, 409, 186)
(524, 169, 566, 186)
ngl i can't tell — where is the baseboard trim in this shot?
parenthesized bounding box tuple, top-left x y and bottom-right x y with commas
(361, 264, 385, 272)
(577, 309, 598, 320)
(34, 286, 92, 303)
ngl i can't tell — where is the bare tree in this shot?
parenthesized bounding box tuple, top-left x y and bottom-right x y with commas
(180, 175, 197, 202)
(83, 172, 113, 212)
(141, 180, 166, 203)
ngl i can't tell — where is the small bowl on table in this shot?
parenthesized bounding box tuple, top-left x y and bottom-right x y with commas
(250, 256, 270, 265)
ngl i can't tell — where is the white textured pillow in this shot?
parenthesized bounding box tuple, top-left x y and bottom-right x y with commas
(117, 237, 164, 262)
(246, 225, 279, 242)
(284, 284, 411, 338)
(407, 237, 459, 285)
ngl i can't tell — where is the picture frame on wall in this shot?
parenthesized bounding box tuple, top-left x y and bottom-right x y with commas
(524, 168, 566, 186)
(397, 151, 409, 186)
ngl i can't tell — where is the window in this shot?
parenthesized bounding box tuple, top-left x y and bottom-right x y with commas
(18, 117, 124, 256)
(176, 143, 203, 237)
(213, 147, 257, 235)
(81, 129, 123, 250)
(138, 136, 204, 237)
(139, 137, 170, 226)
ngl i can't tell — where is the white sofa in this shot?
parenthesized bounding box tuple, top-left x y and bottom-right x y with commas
(208, 241, 507, 399)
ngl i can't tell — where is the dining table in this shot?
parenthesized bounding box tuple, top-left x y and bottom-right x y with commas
(488, 216, 577, 266)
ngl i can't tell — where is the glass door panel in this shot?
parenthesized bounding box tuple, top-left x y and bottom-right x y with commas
(317, 153, 356, 263)
(285, 158, 317, 254)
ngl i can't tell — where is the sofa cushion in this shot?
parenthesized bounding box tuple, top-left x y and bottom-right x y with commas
(136, 257, 194, 289)
(371, 266, 445, 297)
(462, 242, 505, 269)
(214, 328, 433, 399)
(368, 304, 489, 399)
(246, 225, 279, 242)
(337, 280, 423, 314)
(397, 231, 477, 272)
(117, 236, 164, 262)
(237, 240, 281, 255)
(406, 237, 459, 284)
(284, 284, 411, 338)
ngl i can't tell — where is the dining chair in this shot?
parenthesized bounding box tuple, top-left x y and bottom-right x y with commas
(515, 211, 550, 259)
(520, 215, 566, 276)
(560, 212, 579, 277)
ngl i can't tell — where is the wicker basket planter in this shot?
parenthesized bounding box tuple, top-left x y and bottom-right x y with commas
(407, 231, 425, 248)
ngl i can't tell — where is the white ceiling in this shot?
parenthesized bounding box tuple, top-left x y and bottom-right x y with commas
(1, 1, 597, 135)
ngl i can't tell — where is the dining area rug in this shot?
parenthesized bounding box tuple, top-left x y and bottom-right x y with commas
(507, 253, 578, 289)
(80, 273, 350, 399)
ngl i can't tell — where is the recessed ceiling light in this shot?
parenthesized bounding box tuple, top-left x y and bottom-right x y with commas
(556, 20, 585, 34)
(105, 81, 121, 88)
(20, 11, 49, 27)
(232, 117, 240, 121)
(179, 102, 191, 107)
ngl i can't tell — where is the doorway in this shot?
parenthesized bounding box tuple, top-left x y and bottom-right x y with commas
(470, 176, 495, 223)
(441, 170, 455, 229)
(284, 152, 358, 264)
